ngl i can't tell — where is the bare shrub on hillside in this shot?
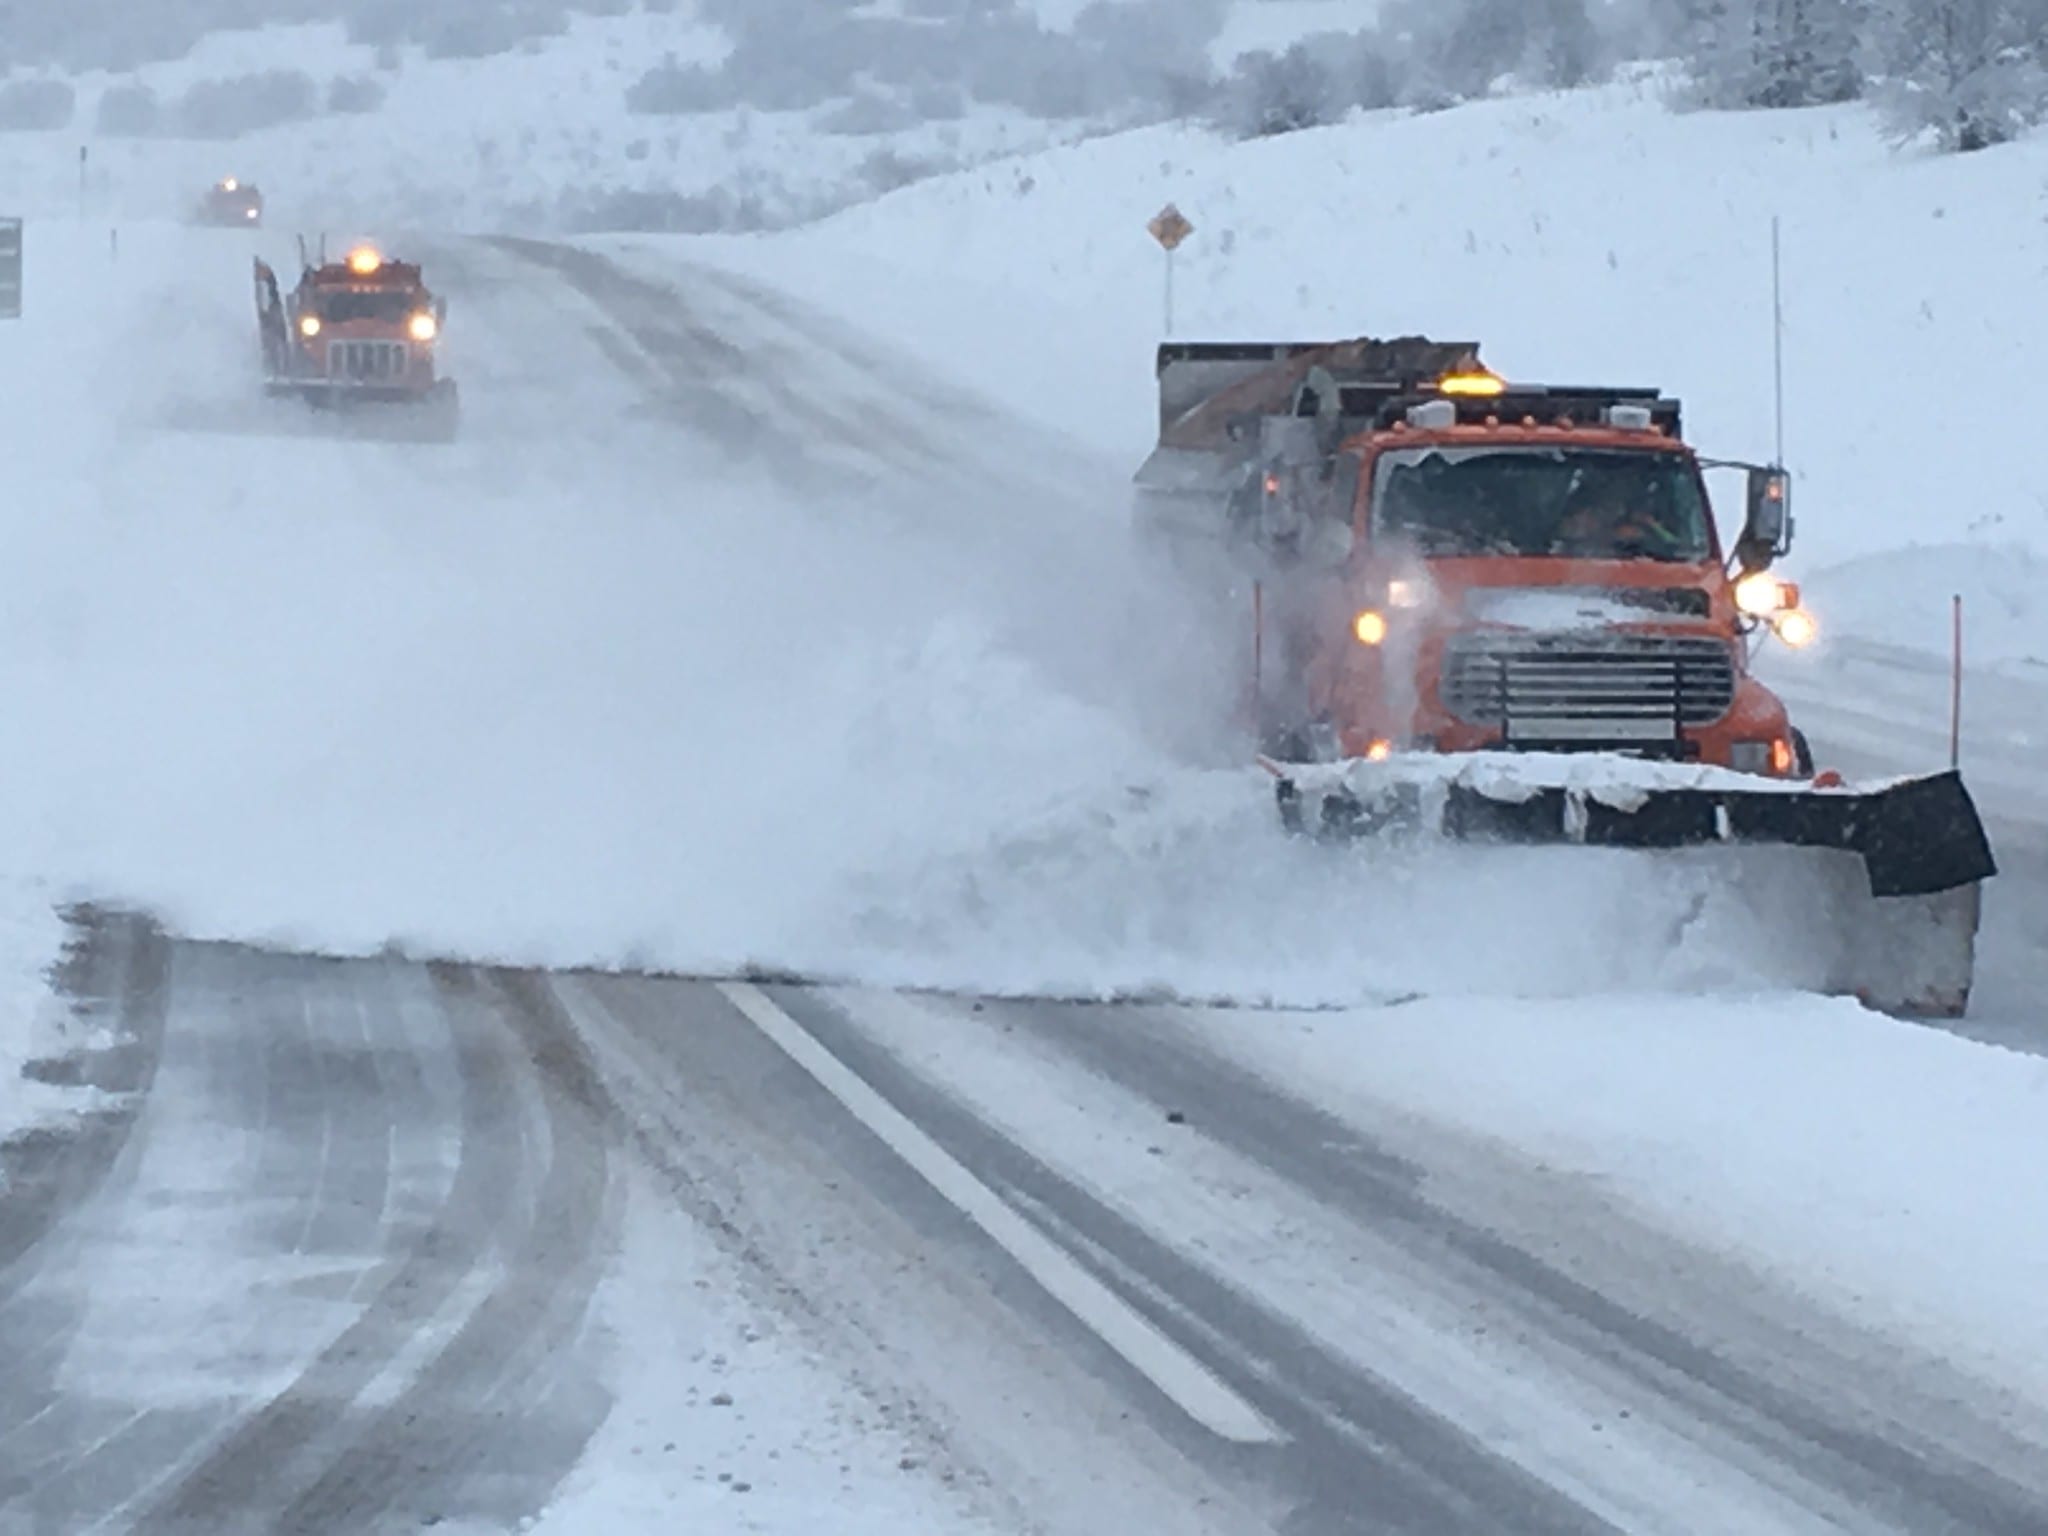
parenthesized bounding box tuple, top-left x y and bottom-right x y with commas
(327, 74, 387, 114)
(0, 78, 76, 131)
(94, 83, 161, 136)
(175, 70, 319, 138)
(422, 3, 568, 61)
(817, 90, 925, 137)
(626, 57, 735, 114)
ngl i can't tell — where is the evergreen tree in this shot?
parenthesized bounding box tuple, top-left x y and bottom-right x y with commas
(1687, 0, 1865, 107)
(1873, 0, 2048, 149)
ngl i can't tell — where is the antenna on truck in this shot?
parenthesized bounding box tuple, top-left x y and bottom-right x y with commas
(1771, 215, 1786, 468)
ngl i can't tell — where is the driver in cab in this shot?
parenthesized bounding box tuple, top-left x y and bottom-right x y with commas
(1553, 471, 1686, 560)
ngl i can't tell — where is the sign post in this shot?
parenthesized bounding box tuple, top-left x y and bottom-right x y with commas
(1950, 593, 1963, 770)
(0, 218, 21, 320)
(1146, 202, 1193, 336)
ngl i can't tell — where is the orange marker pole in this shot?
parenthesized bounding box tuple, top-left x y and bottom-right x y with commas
(1950, 593, 1963, 771)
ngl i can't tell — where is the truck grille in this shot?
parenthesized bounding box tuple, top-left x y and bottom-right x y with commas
(1441, 633, 1737, 744)
(328, 340, 409, 382)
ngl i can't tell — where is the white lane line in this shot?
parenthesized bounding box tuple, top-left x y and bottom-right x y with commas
(716, 981, 1282, 1447)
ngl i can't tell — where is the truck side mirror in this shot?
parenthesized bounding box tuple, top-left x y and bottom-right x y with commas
(1737, 466, 1792, 571)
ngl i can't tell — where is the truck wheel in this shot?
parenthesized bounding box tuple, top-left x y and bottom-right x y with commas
(1791, 726, 1814, 777)
(1275, 777, 1306, 835)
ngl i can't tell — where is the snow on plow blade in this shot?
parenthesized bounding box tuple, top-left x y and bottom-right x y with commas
(1269, 755, 1995, 1018)
(261, 378, 461, 442)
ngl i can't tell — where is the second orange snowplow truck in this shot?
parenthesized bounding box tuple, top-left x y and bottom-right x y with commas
(254, 241, 458, 436)
(1135, 337, 1996, 1015)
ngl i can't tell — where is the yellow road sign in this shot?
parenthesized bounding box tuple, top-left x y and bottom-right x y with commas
(1147, 203, 1194, 252)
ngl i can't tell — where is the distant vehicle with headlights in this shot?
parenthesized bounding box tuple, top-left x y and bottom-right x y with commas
(254, 239, 457, 437)
(1135, 336, 1996, 1016)
(198, 177, 264, 227)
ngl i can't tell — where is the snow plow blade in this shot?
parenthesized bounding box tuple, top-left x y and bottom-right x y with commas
(1270, 756, 1995, 1018)
(261, 377, 461, 442)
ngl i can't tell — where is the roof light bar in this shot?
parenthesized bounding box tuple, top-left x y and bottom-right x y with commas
(1438, 370, 1506, 397)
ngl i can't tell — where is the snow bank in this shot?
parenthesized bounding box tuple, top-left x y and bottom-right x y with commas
(1811, 541, 2048, 677)
(837, 778, 1898, 1006)
(0, 896, 71, 1154)
(0, 219, 130, 1152)
(0, 215, 1908, 1014)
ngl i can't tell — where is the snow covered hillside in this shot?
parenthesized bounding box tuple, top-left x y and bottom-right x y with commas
(0, 0, 1365, 236)
(671, 80, 2048, 673)
(0, 13, 1042, 233)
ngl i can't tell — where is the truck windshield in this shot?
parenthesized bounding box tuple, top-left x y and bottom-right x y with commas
(311, 290, 418, 324)
(1372, 446, 1713, 563)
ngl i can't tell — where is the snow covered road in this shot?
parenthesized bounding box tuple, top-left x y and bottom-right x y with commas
(0, 917, 619, 1534)
(9, 913, 2048, 1534)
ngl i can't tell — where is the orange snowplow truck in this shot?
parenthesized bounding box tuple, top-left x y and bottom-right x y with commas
(1135, 337, 1996, 1014)
(197, 176, 263, 227)
(255, 241, 457, 434)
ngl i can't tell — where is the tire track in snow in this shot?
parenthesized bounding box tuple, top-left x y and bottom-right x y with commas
(122, 956, 612, 1533)
(1009, 998, 2048, 1535)
(268, 967, 620, 1535)
(487, 236, 992, 485)
(543, 970, 1258, 1536)
(134, 955, 511, 1530)
(745, 985, 1623, 1536)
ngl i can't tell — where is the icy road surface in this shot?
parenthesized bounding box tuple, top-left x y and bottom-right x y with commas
(8, 911, 2048, 1534)
(4, 226, 2048, 1534)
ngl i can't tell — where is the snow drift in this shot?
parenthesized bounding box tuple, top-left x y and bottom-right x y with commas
(0, 214, 1921, 1009)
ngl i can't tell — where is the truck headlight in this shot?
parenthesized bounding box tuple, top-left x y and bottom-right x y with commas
(298, 314, 321, 337)
(1734, 571, 1785, 617)
(408, 312, 439, 342)
(1772, 608, 1818, 648)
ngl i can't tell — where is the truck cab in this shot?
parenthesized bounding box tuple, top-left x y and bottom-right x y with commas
(1132, 340, 1812, 776)
(198, 177, 263, 227)
(254, 243, 457, 429)
(1304, 377, 1812, 773)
